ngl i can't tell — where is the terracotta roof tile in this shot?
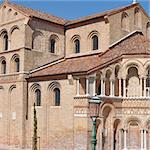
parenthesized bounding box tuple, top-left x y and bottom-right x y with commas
(30, 32, 150, 78)
(30, 54, 100, 77)
(9, 2, 67, 25)
(4, 2, 141, 26)
(65, 3, 139, 25)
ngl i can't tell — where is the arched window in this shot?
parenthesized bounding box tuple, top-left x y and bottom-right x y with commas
(1, 60, 6, 74)
(146, 22, 150, 40)
(32, 31, 43, 51)
(134, 8, 141, 28)
(14, 58, 20, 72)
(146, 66, 150, 87)
(92, 35, 98, 50)
(3, 34, 8, 51)
(121, 12, 130, 31)
(54, 88, 60, 106)
(50, 39, 56, 53)
(35, 89, 41, 106)
(74, 39, 80, 53)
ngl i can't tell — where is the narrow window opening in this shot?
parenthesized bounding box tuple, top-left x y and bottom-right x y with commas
(15, 58, 20, 72)
(54, 88, 60, 106)
(92, 35, 98, 50)
(50, 39, 56, 53)
(35, 89, 41, 106)
(74, 39, 80, 53)
(3, 34, 8, 51)
(2, 60, 6, 74)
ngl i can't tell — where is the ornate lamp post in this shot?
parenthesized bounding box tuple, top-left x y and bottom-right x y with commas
(89, 96, 102, 150)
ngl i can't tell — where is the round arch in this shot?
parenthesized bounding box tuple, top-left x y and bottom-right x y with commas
(87, 30, 100, 51)
(47, 81, 61, 106)
(124, 116, 142, 129)
(122, 59, 144, 78)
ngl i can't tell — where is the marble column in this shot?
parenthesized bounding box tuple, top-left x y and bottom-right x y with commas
(93, 77, 96, 96)
(123, 79, 126, 97)
(111, 128, 115, 150)
(144, 129, 147, 150)
(140, 77, 143, 97)
(119, 129, 122, 150)
(124, 129, 127, 150)
(103, 79, 106, 96)
(141, 129, 144, 150)
(119, 78, 122, 97)
(100, 78, 104, 96)
(110, 80, 115, 96)
(86, 77, 89, 95)
(76, 78, 80, 95)
(143, 77, 146, 97)
(110, 80, 113, 96)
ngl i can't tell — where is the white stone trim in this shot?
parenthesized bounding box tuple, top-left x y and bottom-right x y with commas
(109, 30, 142, 48)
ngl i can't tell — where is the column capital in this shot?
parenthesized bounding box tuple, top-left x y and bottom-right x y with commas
(139, 75, 147, 79)
(118, 77, 122, 80)
(140, 128, 144, 132)
(101, 77, 106, 81)
(110, 77, 115, 82)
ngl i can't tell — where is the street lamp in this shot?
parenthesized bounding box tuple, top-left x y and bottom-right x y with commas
(89, 96, 102, 150)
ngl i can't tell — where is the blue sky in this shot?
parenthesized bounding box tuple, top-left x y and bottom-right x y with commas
(2, 0, 150, 20)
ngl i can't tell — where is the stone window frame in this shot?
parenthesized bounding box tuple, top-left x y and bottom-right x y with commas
(121, 12, 130, 32)
(30, 83, 42, 107)
(134, 7, 142, 29)
(146, 22, 150, 40)
(71, 35, 81, 54)
(10, 54, 20, 73)
(0, 56, 6, 74)
(47, 81, 61, 107)
(87, 30, 100, 51)
(0, 30, 9, 51)
(49, 34, 60, 55)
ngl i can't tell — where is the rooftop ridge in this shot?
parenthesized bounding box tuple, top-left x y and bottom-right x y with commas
(1, 1, 149, 26)
(2, 1, 68, 25)
(65, 3, 139, 25)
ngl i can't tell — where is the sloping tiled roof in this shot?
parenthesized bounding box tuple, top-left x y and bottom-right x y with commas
(6, 2, 67, 25)
(30, 32, 150, 78)
(3, 2, 144, 26)
(30, 54, 100, 77)
(65, 3, 139, 25)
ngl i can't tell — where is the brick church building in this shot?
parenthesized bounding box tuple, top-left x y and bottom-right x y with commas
(0, 0, 149, 149)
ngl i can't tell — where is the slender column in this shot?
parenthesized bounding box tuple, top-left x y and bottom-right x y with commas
(8, 38, 11, 50)
(123, 79, 126, 97)
(76, 78, 80, 95)
(112, 80, 115, 96)
(103, 79, 106, 96)
(100, 129, 103, 150)
(93, 77, 96, 96)
(141, 129, 144, 150)
(110, 80, 113, 96)
(112, 129, 114, 150)
(86, 77, 89, 95)
(100, 79, 104, 96)
(110, 80, 115, 96)
(143, 77, 146, 97)
(124, 129, 127, 150)
(119, 129, 122, 150)
(144, 129, 147, 150)
(140, 77, 143, 97)
(119, 78, 122, 97)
